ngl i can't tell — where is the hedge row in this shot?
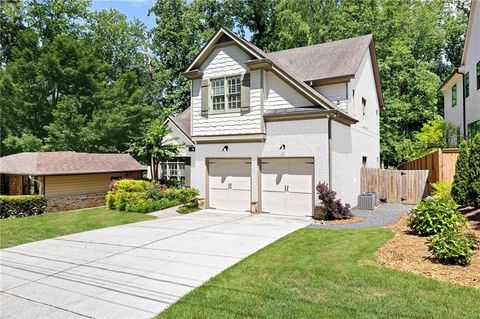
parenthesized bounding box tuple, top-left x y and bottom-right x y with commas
(0, 195, 47, 219)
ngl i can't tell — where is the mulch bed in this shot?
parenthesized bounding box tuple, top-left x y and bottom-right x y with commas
(376, 208, 480, 289)
(313, 216, 366, 225)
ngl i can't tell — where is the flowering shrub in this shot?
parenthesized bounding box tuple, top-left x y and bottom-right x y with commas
(407, 197, 468, 236)
(316, 182, 352, 219)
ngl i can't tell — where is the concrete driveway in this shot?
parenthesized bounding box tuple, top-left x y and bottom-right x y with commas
(0, 210, 311, 319)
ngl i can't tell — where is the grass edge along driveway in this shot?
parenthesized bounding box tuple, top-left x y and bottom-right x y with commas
(0, 207, 155, 249)
(157, 227, 480, 319)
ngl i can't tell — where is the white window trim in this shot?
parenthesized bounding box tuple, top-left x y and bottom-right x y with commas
(209, 74, 242, 114)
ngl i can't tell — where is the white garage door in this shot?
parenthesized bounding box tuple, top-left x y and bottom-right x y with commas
(208, 159, 251, 211)
(261, 158, 313, 217)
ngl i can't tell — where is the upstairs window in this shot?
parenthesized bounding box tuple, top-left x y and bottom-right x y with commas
(362, 97, 367, 125)
(477, 61, 480, 90)
(465, 72, 470, 98)
(211, 75, 241, 112)
(452, 84, 457, 107)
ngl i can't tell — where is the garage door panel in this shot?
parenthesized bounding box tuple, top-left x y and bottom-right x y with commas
(286, 192, 312, 217)
(261, 158, 313, 217)
(261, 191, 285, 214)
(261, 160, 288, 192)
(208, 159, 251, 212)
(230, 190, 250, 211)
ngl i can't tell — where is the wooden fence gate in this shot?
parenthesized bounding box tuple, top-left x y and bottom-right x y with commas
(360, 168, 429, 204)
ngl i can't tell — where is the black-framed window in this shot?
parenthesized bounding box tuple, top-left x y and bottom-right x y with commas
(468, 120, 480, 140)
(477, 61, 480, 90)
(465, 72, 470, 98)
(452, 84, 457, 107)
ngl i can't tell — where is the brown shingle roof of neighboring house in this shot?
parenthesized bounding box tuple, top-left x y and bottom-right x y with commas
(266, 34, 373, 82)
(0, 152, 146, 176)
(169, 107, 192, 142)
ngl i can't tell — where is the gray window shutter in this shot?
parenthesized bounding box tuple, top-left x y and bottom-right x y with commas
(201, 79, 209, 116)
(241, 73, 250, 112)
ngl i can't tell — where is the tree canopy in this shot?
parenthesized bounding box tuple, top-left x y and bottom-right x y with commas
(1, 0, 469, 166)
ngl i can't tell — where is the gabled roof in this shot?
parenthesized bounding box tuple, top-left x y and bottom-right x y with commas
(266, 35, 373, 82)
(0, 152, 146, 176)
(168, 107, 193, 144)
(184, 28, 384, 111)
(461, 0, 478, 65)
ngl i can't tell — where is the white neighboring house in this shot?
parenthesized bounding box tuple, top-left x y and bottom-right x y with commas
(441, 0, 480, 140)
(163, 28, 383, 216)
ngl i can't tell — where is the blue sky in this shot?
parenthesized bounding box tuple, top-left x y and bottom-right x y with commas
(91, 0, 156, 28)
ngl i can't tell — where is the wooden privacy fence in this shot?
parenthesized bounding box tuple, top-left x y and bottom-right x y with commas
(397, 148, 459, 195)
(360, 168, 429, 204)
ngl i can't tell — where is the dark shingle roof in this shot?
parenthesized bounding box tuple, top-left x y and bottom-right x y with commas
(0, 152, 146, 176)
(169, 107, 191, 140)
(266, 35, 373, 82)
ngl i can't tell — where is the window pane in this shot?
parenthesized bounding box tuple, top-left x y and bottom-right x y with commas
(465, 72, 470, 98)
(211, 79, 224, 96)
(228, 94, 241, 109)
(212, 95, 225, 111)
(452, 84, 457, 107)
(228, 76, 241, 94)
(477, 62, 480, 90)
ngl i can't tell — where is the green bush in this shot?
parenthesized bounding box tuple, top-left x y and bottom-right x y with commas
(452, 135, 480, 207)
(112, 179, 149, 193)
(431, 180, 452, 201)
(108, 190, 146, 211)
(407, 197, 468, 236)
(126, 199, 179, 214)
(162, 188, 199, 204)
(145, 183, 167, 200)
(106, 192, 115, 209)
(0, 195, 48, 219)
(177, 202, 200, 214)
(428, 231, 479, 266)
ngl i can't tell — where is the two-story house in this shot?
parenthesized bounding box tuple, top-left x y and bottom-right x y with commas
(441, 0, 480, 140)
(163, 28, 383, 217)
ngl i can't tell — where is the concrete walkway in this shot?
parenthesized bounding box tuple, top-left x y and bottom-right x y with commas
(309, 203, 414, 230)
(0, 210, 311, 319)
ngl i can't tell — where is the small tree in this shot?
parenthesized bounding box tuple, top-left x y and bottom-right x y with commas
(316, 182, 352, 219)
(452, 134, 480, 208)
(129, 118, 182, 182)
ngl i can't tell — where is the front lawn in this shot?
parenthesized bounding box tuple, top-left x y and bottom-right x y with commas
(158, 228, 480, 319)
(0, 207, 155, 249)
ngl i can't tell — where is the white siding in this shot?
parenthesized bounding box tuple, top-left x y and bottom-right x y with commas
(191, 119, 329, 206)
(348, 51, 380, 136)
(331, 121, 380, 206)
(192, 45, 262, 136)
(314, 83, 347, 111)
(264, 72, 313, 110)
(464, 3, 480, 135)
(166, 120, 193, 157)
(443, 76, 464, 136)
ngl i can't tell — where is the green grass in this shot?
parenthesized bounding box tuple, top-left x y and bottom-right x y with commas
(158, 228, 480, 319)
(0, 207, 155, 249)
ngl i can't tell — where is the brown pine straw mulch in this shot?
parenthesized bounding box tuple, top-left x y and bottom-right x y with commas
(313, 216, 366, 225)
(376, 208, 480, 289)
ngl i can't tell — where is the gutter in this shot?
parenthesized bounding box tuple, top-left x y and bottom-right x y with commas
(456, 68, 467, 138)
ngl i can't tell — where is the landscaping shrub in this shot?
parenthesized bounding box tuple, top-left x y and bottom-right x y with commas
(408, 197, 468, 236)
(106, 179, 199, 213)
(112, 179, 149, 193)
(431, 180, 452, 201)
(177, 202, 200, 214)
(452, 135, 480, 207)
(0, 195, 47, 219)
(316, 182, 352, 219)
(428, 231, 479, 266)
(126, 199, 179, 214)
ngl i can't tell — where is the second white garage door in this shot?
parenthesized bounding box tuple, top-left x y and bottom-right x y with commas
(208, 159, 251, 211)
(261, 158, 314, 217)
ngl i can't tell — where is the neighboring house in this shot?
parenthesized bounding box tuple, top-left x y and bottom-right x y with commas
(441, 0, 480, 140)
(164, 28, 383, 217)
(0, 152, 146, 212)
